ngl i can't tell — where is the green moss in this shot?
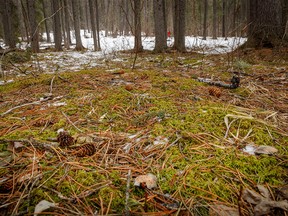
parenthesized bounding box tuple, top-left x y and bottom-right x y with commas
(98, 186, 125, 210)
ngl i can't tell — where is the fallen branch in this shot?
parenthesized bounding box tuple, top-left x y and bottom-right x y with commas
(61, 111, 83, 132)
(125, 170, 131, 216)
(1, 97, 50, 117)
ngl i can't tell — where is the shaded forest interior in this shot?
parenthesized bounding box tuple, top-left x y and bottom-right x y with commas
(0, 0, 288, 216)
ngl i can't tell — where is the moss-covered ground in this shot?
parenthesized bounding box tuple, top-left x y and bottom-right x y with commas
(0, 48, 287, 215)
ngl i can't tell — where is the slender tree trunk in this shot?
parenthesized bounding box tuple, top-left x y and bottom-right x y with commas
(222, 0, 227, 38)
(63, 0, 71, 46)
(27, 0, 39, 52)
(95, 0, 101, 50)
(133, 0, 143, 52)
(42, 0, 51, 42)
(89, 0, 97, 51)
(212, 0, 217, 39)
(85, 0, 90, 33)
(72, 0, 84, 50)
(282, 0, 288, 40)
(104, 0, 110, 36)
(203, 0, 208, 40)
(52, 0, 62, 51)
(173, 0, 186, 52)
(60, 0, 68, 48)
(124, 0, 130, 35)
(0, 0, 17, 48)
(153, 0, 167, 52)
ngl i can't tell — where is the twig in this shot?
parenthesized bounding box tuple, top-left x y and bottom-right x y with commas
(132, 50, 138, 70)
(1, 97, 50, 117)
(125, 170, 131, 216)
(50, 76, 56, 94)
(61, 111, 83, 132)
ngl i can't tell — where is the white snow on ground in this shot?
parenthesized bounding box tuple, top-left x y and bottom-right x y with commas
(0, 30, 246, 78)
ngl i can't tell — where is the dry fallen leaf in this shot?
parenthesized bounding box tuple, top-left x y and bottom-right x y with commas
(242, 186, 288, 216)
(254, 145, 278, 155)
(34, 200, 56, 216)
(134, 173, 157, 189)
(209, 204, 239, 216)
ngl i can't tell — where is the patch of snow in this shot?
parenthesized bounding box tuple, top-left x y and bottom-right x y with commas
(6, 30, 247, 75)
(48, 101, 67, 107)
(0, 79, 14, 85)
(242, 144, 256, 155)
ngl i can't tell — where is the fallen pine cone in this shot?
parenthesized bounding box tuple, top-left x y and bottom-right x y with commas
(72, 143, 96, 157)
(57, 129, 75, 148)
(208, 87, 221, 98)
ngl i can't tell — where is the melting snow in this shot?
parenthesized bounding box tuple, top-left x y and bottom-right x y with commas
(1, 30, 247, 75)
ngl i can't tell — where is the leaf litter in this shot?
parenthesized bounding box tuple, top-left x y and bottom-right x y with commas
(0, 49, 287, 215)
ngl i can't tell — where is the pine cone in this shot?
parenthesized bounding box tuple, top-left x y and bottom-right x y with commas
(208, 87, 221, 98)
(57, 130, 75, 148)
(73, 143, 96, 157)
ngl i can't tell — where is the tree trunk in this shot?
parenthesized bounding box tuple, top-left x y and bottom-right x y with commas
(27, 0, 39, 52)
(173, 0, 186, 52)
(222, 0, 227, 38)
(60, 0, 68, 49)
(203, 0, 208, 40)
(52, 0, 62, 51)
(63, 0, 71, 46)
(153, 0, 167, 52)
(0, 0, 17, 48)
(104, 0, 110, 37)
(89, 0, 98, 51)
(124, 0, 130, 35)
(246, 0, 286, 48)
(72, 0, 84, 50)
(212, 0, 217, 39)
(95, 0, 101, 50)
(133, 0, 143, 52)
(282, 0, 288, 40)
(42, 0, 51, 43)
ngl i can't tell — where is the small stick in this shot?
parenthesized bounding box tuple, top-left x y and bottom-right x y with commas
(125, 170, 131, 216)
(1, 98, 50, 117)
(61, 111, 83, 132)
(50, 75, 56, 94)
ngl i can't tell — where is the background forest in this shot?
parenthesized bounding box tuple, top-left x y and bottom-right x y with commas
(0, 0, 287, 52)
(0, 0, 288, 216)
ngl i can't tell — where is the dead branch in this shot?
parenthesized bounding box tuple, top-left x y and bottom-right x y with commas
(0, 97, 50, 117)
(61, 111, 83, 132)
(125, 170, 131, 216)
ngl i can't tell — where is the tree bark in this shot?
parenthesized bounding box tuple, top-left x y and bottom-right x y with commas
(52, 0, 62, 51)
(72, 0, 84, 51)
(173, 0, 186, 52)
(153, 0, 167, 52)
(246, 0, 286, 48)
(212, 0, 217, 39)
(0, 0, 17, 48)
(27, 0, 39, 52)
(95, 0, 101, 49)
(42, 0, 51, 43)
(63, 0, 71, 47)
(203, 0, 208, 40)
(89, 0, 98, 51)
(133, 0, 143, 52)
(222, 0, 227, 38)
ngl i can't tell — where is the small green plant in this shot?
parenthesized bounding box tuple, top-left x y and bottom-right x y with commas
(234, 59, 251, 70)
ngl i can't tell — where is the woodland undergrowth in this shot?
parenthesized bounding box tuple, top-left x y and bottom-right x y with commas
(0, 48, 287, 215)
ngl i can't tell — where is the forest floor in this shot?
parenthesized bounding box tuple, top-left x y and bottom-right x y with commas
(0, 47, 287, 215)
